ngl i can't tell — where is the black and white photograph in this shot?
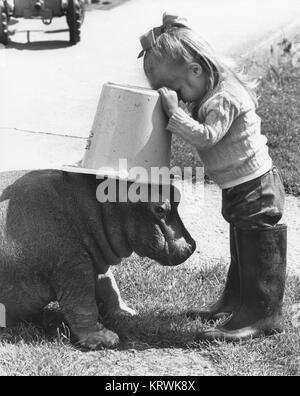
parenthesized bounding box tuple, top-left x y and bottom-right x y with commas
(0, 0, 299, 378)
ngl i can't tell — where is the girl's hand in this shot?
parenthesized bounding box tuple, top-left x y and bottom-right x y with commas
(158, 87, 179, 118)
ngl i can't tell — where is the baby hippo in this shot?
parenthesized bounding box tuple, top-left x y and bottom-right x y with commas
(0, 170, 195, 349)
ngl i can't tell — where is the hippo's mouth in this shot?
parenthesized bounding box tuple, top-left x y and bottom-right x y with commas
(154, 222, 196, 266)
(157, 238, 196, 267)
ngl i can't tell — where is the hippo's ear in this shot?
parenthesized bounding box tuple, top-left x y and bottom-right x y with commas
(158, 184, 181, 204)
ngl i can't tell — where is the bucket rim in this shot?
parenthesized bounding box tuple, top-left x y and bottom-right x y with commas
(105, 82, 159, 97)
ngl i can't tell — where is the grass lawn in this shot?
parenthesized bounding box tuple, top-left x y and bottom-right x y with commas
(1, 258, 300, 376)
(257, 64, 300, 195)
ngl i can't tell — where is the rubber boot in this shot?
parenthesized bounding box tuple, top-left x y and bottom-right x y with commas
(197, 224, 287, 342)
(188, 224, 241, 321)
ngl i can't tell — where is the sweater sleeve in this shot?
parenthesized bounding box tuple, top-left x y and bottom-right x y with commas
(166, 94, 239, 149)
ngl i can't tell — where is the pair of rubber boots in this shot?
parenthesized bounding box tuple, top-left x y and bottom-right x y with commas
(190, 224, 287, 342)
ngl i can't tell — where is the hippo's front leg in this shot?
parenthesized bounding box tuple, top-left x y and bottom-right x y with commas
(96, 268, 136, 318)
(54, 256, 119, 350)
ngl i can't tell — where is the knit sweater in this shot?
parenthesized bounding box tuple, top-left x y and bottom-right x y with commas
(167, 80, 273, 189)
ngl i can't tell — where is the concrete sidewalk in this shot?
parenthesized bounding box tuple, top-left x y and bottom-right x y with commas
(0, 128, 85, 171)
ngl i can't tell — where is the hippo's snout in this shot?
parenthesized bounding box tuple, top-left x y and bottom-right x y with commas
(159, 237, 196, 267)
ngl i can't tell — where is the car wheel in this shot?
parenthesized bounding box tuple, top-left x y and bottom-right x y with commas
(0, 5, 8, 46)
(66, 0, 82, 45)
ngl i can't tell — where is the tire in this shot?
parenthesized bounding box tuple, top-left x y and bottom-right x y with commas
(66, 0, 82, 45)
(0, 6, 8, 46)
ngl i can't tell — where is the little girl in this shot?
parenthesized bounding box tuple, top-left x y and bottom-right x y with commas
(138, 13, 287, 342)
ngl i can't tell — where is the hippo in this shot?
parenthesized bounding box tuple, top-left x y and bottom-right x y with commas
(0, 170, 195, 349)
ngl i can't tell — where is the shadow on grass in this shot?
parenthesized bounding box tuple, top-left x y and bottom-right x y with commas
(0, 308, 200, 350)
(1, 262, 299, 356)
(107, 311, 200, 350)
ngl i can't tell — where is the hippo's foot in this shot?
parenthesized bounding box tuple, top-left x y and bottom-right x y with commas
(76, 323, 120, 350)
(116, 301, 137, 317)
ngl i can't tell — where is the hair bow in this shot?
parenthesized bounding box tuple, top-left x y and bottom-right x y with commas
(138, 12, 189, 58)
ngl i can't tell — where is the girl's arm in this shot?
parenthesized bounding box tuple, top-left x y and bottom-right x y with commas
(167, 95, 239, 149)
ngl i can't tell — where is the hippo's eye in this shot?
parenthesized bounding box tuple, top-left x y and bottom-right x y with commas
(155, 206, 167, 217)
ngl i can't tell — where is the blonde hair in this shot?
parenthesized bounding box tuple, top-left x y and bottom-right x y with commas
(143, 27, 258, 108)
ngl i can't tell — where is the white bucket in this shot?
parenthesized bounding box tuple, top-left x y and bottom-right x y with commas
(63, 82, 172, 185)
